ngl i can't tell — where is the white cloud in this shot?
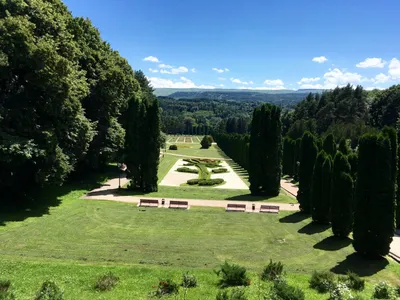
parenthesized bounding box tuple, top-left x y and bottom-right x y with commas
(264, 79, 284, 86)
(365, 86, 386, 91)
(230, 78, 253, 85)
(148, 77, 215, 89)
(159, 63, 173, 69)
(191, 68, 196, 73)
(389, 58, 400, 79)
(373, 73, 391, 84)
(225, 68, 230, 72)
(249, 81, 254, 85)
(356, 58, 386, 68)
(297, 77, 320, 84)
(298, 83, 324, 89)
(219, 84, 224, 87)
(218, 77, 226, 81)
(160, 66, 189, 74)
(143, 56, 160, 63)
(323, 68, 367, 89)
(212, 68, 225, 73)
(149, 68, 159, 73)
(312, 56, 328, 63)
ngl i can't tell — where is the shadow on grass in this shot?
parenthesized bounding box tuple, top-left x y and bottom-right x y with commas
(279, 211, 309, 223)
(330, 253, 389, 276)
(225, 194, 275, 202)
(314, 236, 352, 251)
(0, 165, 118, 227)
(298, 222, 330, 235)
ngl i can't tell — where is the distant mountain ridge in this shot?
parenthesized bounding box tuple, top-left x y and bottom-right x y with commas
(155, 88, 324, 104)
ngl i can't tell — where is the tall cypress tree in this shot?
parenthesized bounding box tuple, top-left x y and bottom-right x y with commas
(311, 151, 331, 224)
(353, 134, 395, 257)
(338, 138, 350, 155)
(297, 132, 318, 213)
(249, 104, 282, 196)
(323, 133, 336, 157)
(331, 152, 353, 237)
(294, 138, 302, 181)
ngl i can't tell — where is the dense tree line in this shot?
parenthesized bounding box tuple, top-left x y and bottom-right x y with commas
(0, 0, 160, 206)
(214, 133, 249, 170)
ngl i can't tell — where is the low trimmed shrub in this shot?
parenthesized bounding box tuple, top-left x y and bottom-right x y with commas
(94, 272, 119, 291)
(187, 179, 199, 185)
(35, 281, 64, 300)
(0, 281, 10, 293)
(177, 167, 199, 174)
(373, 281, 391, 299)
(198, 179, 224, 186)
(212, 168, 228, 174)
(215, 261, 250, 288)
(216, 288, 247, 300)
(272, 281, 305, 300)
(345, 271, 364, 291)
(150, 279, 179, 298)
(328, 282, 353, 300)
(169, 145, 178, 150)
(261, 260, 284, 282)
(395, 285, 400, 296)
(181, 272, 197, 288)
(309, 271, 335, 293)
(184, 163, 194, 166)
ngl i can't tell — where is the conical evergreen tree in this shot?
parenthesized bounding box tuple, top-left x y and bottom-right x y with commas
(311, 151, 331, 223)
(323, 133, 336, 157)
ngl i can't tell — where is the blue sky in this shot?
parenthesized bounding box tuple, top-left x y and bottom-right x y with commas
(64, 0, 400, 90)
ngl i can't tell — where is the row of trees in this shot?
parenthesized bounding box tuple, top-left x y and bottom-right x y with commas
(291, 130, 398, 256)
(0, 0, 161, 206)
(213, 133, 250, 170)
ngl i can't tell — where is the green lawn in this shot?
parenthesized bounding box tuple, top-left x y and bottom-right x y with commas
(0, 183, 399, 299)
(166, 144, 229, 159)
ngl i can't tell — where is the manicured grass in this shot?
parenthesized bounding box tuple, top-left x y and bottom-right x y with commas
(157, 154, 179, 183)
(0, 194, 399, 299)
(165, 144, 228, 159)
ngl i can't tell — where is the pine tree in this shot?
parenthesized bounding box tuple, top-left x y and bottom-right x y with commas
(311, 151, 331, 224)
(249, 104, 282, 196)
(331, 152, 353, 237)
(353, 134, 395, 257)
(323, 133, 336, 157)
(297, 132, 318, 213)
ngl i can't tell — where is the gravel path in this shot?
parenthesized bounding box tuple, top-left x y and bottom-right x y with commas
(164, 152, 232, 161)
(212, 161, 248, 190)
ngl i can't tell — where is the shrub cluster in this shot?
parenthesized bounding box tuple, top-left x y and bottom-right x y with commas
(0, 280, 14, 300)
(198, 178, 224, 186)
(212, 168, 228, 174)
(35, 281, 64, 300)
(272, 281, 305, 300)
(373, 281, 391, 299)
(181, 272, 197, 288)
(216, 288, 247, 300)
(261, 260, 284, 282)
(215, 261, 250, 288)
(150, 279, 179, 298)
(187, 179, 199, 185)
(94, 272, 120, 292)
(309, 271, 335, 293)
(169, 145, 178, 150)
(177, 167, 199, 174)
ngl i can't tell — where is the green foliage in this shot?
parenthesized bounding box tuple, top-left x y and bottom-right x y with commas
(169, 144, 178, 150)
(249, 103, 282, 196)
(201, 135, 213, 149)
(0, 291, 15, 300)
(94, 272, 119, 291)
(215, 261, 250, 288)
(214, 133, 250, 170)
(370, 84, 400, 128)
(338, 138, 350, 155)
(331, 153, 354, 237)
(198, 179, 224, 186)
(187, 179, 199, 185)
(177, 167, 199, 174)
(283, 137, 296, 176)
(35, 281, 64, 300)
(323, 133, 336, 157)
(150, 279, 179, 298)
(394, 285, 400, 297)
(311, 151, 332, 224)
(0, 281, 10, 293)
(261, 260, 284, 282)
(216, 288, 247, 300)
(212, 168, 228, 173)
(328, 282, 353, 300)
(309, 271, 335, 293)
(181, 272, 197, 288)
(345, 271, 364, 291)
(347, 152, 358, 180)
(373, 282, 392, 299)
(353, 134, 395, 256)
(297, 131, 318, 213)
(272, 281, 305, 300)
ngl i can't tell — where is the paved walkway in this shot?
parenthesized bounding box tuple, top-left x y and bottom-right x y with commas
(390, 233, 400, 262)
(280, 178, 299, 197)
(164, 152, 232, 161)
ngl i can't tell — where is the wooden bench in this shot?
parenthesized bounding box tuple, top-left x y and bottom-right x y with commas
(226, 203, 246, 212)
(260, 205, 280, 214)
(139, 199, 159, 207)
(169, 200, 189, 209)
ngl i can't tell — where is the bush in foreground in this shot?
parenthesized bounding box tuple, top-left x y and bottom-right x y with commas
(215, 261, 250, 288)
(309, 271, 335, 293)
(150, 279, 179, 298)
(94, 272, 119, 291)
(345, 271, 364, 291)
(0, 281, 11, 293)
(35, 281, 64, 300)
(373, 282, 392, 299)
(169, 145, 178, 150)
(0, 280, 14, 300)
(216, 288, 247, 300)
(328, 282, 353, 300)
(271, 281, 305, 300)
(261, 260, 284, 282)
(181, 272, 197, 288)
